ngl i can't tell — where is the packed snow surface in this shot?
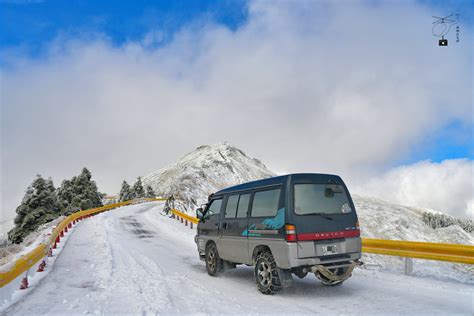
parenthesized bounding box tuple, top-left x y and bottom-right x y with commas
(3, 202, 472, 315)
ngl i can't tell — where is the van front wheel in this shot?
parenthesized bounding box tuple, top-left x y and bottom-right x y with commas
(205, 243, 222, 276)
(255, 251, 281, 295)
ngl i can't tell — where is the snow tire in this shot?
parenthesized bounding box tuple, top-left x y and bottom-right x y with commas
(255, 251, 282, 295)
(205, 243, 223, 276)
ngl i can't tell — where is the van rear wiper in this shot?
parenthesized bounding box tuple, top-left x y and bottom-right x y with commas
(314, 213, 334, 220)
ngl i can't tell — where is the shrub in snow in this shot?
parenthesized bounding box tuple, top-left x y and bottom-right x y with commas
(422, 212, 473, 233)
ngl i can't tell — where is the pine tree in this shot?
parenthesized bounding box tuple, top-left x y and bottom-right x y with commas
(145, 185, 156, 198)
(56, 167, 103, 215)
(119, 180, 133, 202)
(8, 175, 58, 244)
(132, 177, 145, 199)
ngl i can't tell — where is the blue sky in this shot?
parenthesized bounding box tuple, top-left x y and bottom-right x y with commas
(1, 0, 472, 221)
(1, 0, 248, 56)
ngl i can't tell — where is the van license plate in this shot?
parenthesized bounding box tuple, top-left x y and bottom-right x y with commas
(322, 245, 337, 255)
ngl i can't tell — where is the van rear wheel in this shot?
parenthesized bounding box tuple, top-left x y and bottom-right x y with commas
(205, 243, 222, 276)
(255, 251, 281, 295)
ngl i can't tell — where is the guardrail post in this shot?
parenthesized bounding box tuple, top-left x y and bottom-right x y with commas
(181, 217, 183, 223)
(404, 257, 413, 275)
(190, 222, 193, 229)
(185, 219, 188, 226)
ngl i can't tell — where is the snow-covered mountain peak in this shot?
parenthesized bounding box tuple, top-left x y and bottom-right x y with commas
(142, 143, 275, 211)
(179, 142, 269, 171)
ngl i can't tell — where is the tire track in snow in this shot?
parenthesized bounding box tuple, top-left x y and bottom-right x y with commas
(93, 207, 172, 314)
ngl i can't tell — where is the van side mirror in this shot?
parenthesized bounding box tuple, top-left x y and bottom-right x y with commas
(196, 207, 204, 219)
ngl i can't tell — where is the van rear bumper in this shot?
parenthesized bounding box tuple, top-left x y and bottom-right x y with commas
(270, 237, 362, 269)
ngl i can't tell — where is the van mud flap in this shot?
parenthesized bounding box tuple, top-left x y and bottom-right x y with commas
(311, 260, 362, 283)
(278, 268, 294, 288)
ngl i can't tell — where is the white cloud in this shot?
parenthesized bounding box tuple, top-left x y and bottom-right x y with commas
(353, 159, 473, 218)
(1, 1, 472, 227)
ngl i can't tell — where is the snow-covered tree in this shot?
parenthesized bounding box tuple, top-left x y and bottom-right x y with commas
(145, 185, 156, 198)
(131, 177, 145, 199)
(119, 180, 133, 202)
(8, 175, 58, 244)
(422, 212, 473, 233)
(56, 167, 103, 215)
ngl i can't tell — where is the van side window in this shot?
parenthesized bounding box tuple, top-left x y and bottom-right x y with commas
(225, 195, 239, 218)
(236, 193, 250, 218)
(207, 199, 222, 215)
(251, 188, 281, 217)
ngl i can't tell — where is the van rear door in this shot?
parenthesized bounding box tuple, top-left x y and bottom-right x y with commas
(289, 180, 360, 258)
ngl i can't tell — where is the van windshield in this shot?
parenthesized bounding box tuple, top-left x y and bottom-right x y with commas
(294, 184, 352, 215)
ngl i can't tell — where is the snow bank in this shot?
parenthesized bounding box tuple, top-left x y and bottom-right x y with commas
(0, 217, 74, 311)
(0, 216, 65, 270)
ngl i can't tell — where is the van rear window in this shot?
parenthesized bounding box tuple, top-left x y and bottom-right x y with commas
(294, 184, 352, 215)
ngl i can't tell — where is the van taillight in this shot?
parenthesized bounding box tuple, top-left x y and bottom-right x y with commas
(355, 221, 360, 230)
(285, 224, 297, 242)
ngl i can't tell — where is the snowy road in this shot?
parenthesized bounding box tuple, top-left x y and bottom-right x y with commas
(5, 202, 473, 315)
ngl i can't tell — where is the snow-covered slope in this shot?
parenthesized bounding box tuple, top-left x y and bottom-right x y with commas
(353, 195, 473, 281)
(142, 143, 275, 211)
(355, 195, 473, 245)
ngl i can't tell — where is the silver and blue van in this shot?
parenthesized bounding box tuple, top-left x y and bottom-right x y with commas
(195, 173, 362, 294)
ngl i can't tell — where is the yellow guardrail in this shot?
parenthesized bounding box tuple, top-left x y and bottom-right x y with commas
(0, 198, 166, 288)
(171, 209, 199, 224)
(171, 209, 474, 265)
(362, 239, 474, 265)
